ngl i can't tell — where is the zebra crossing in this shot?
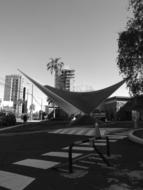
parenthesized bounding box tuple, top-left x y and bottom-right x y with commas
(48, 127, 129, 138)
(0, 128, 128, 189)
(48, 127, 106, 136)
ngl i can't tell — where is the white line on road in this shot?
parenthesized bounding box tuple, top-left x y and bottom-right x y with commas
(107, 135, 127, 139)
(79, 160, 95, 164)
(42, 151, 82, 158)
(0, 170, 35, 190)
(73, 164, 89, 169)
(14, 159, 59, 169)
(63, 146, 94, 151)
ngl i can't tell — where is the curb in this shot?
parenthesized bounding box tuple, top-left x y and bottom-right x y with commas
(0, 120, 42, 132)
(0, 123, 26, 132)
(128, 128, 143, 145)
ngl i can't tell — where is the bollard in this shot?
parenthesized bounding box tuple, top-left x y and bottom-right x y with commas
(106, 136, 110, 157)
(68, 144, 73, 173)
(94, 122, 101, 139)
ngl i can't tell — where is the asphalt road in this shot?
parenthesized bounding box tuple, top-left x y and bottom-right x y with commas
(0, 123, 143, 190)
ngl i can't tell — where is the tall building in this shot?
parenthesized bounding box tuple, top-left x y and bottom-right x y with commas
(55, 69, 75, 91)
(4, 75, 23, 115)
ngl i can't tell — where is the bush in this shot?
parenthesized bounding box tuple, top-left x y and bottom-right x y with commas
(0, 112, 16, 127)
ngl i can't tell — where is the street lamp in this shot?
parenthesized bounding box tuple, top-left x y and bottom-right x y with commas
(26, 82, 34, 120)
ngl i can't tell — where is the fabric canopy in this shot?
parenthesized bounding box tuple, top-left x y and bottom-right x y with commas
(18, 69, 126, 115)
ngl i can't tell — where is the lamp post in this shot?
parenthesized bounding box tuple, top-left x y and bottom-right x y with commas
(30, 84, 34, 120)
(26, 82, 34, 120)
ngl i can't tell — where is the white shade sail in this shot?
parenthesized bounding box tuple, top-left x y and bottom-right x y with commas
(18, 69, 126, 115)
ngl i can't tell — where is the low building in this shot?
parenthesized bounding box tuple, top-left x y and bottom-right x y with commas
(100, 96, 130, 121)
(119, 95, 143, 121)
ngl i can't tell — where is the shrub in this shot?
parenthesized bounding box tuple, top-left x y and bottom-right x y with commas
(0, 112, 16, 127)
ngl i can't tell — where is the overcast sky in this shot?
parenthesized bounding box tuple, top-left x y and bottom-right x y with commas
(0, 0, 130, 110)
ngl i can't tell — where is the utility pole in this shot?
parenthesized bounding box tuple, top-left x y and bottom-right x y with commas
(40, 98, 43, 120)
(22, 87, 26, 114)
(30, 84, 34, 120)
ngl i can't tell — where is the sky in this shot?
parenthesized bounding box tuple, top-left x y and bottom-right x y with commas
(0, 0, 130, 111)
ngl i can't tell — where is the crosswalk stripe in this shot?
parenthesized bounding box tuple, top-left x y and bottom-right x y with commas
(14, 159, 59, 169)
(73, 164, 89, 170)
(79, 160, 95, 164)
(61, 128, 73, 134)
(48, 128, 129, 139)
(48, 128, 109, 137)
(85, 129, 94, 136)
(92, 157, 102, 161)
(88, 156, 101, 161)
(60, 128, 74, 134)
(67, 128, 79, 134)
(42, 151, 82, 158)
(58, 129, 68, 134)
(75, 129, 89, 135)
(94, 142, 106, 146)
(51, 129, 63, 133)
(107, 135, 127, 139)
(97, 163, 106, 167)
(0, 170, 35, 190)
(63, 146, 94, 151)
(82, 139, 117, 145)
(81, 142, 106, 146)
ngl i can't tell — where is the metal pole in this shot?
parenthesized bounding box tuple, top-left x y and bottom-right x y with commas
(30, 84, 33, 120)
(41, 99, 43, 120)
(106, 136, 110, 157)
(69, 144, 73, 173)
(92, 143, 110, 166)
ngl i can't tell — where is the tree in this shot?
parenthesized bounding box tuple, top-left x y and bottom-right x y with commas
(117, 0, 143, 96)
(47, 57, 64, 118)
(47, 57, 64, 76)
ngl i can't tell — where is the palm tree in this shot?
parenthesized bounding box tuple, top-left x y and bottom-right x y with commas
(47, 57, 64, 76)
(47, 57, 64, 118)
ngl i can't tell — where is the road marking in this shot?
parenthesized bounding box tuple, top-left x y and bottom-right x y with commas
(97, 163, 106, 167)
(82, 139, 117, 145)
(94, 142, 106, 146)
(73, 164, 89, 170)
(88, 156, 102, 161)
(79, 160, 95, 164)
(49, 129, 64, 133)
(0, 170, 35, 190)
(42, 151, 82, 158)
(80, 142, 106, 146)
(93, 157, 102, 160)
(75, 129, 88, 135)
(14, 159, 59, 169)
(107, 135, 127, 139)
(48, 127, 107, 136)
(66, 128, 79, 134)
(85, 129, 94, 136)
(63, 146, 94, 151)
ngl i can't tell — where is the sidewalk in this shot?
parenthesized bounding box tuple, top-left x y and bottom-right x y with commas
(16, 118, 42, 123)
(25, 134, 143, 190)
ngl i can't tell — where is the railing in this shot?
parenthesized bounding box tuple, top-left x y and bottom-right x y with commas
(68, 136, 110, 173)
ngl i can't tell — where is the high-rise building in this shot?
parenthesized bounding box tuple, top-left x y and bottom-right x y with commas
(4, 75, 23, 115)
(55, 69, 75, 91)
